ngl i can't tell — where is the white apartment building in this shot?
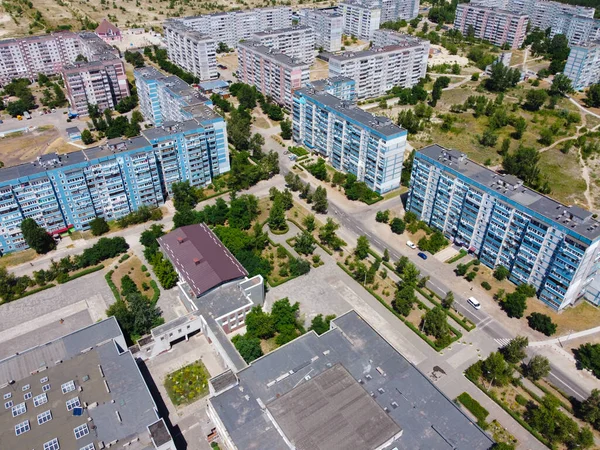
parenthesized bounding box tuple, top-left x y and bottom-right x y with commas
(372, 28, 428, 48)
(454, 5, 528, 49)
(329, 42, 429, 99)
(564, 41, 600, 91)
(164, 20, 217, 81)
(178, 7, 292, 49)
(237, 40, 310, 109)
(380, 0, 420, 22)
(551, 14, 600, 46)
(507, 0, 594, 28)
(298, 8, 343, 52)
(251, 26, 316, 64)
(338, 1, 381, 40)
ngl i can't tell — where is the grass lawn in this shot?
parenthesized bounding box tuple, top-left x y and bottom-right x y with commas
(164, 360, 210, 406)
(526, 300, 600, 335)
(111, 254, 154, 296)
(538, 147, 587, 207)
(0, 248, 37, 269)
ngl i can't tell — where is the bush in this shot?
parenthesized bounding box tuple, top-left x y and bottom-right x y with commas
(515, 394, 528, 406)
(89, 217, 109, 236)
(494, 265, 510, 281)
(527, 312, 557, 336)
(376, 210, 390, 223)
(466, 272, 476, 281)
(481, 281, 492, 290)
(119, 254, 130, 263)
(457, 392, 489, 424)
(77, 237, 129, 268)
(390, 217, 405, 234)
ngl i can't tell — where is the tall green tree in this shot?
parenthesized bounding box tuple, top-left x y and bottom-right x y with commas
(355, 235, 370, 260)
(20, 218, 56, 254)
(501, 335, 529, 364)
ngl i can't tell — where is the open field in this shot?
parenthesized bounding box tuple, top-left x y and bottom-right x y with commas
(110, 254, 154, 296)
(0, 125, 72, 167)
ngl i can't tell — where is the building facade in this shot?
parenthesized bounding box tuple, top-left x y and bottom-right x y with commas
(62, 58, 129, 115)
(380, 0, 420, 22)
(0, 117, 229, 254)
(406, 145, 600, 310)
(135, 66, 213, 126)
(237, 41, 310, 109)
(564, 41, 600, 90)
(453, 5, 528, 50)
(251, 26, 316, 64)
(293, 88, 406, 193)
(298, 8, 343, 52)
(338, 1, 382, 40)
(372, 28, 428, 48)
(95, 18, 122, 42)
(328, 41, 429, 99)
(163, 20, 217, 81)
(306, 76, 357, 101)
(178, 7, 292, 49)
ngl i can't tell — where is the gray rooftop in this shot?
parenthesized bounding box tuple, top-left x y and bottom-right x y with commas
(209, 310, 494, 450)
(295, 88, 405, 138)
(0, 317, 164, 450)
(330, 43, 428, 62)
(308, 76, 354, 91)
(252, 25, 313, 38)
(238, 40, 310, 68)
(163, 19, 214, 42)
(457, 3, 529, 17)
(419, 145, 600, 241)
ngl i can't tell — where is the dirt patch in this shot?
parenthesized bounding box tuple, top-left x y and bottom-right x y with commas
(110, 254, 153, 296)
(310, 58, 329, 81)
(0, 126, 63, 167)
(526, 300, 600, 335)
(253, 117, 271, 129)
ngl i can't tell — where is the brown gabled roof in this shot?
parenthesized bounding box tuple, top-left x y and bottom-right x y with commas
(158, 224, 248, 297)
(96, 18, 120, 36)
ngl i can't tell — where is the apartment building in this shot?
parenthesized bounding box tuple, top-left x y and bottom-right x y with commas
(237, 41, 309, 109)
(338, 1, 382, 40)
(298, 8, 343, 52)
(406, 145, 600, 310)
(251, 26, 316, 64)
(135, 66, 213, 126)
(372, 28, 428, 48)
(453, 5, 528, 49)
(380, 0, 420, 22)
(62, 59, 129, 115)
(163, 20, 217, 81)
(329, 41, 429, 99)
(550, 14, 600, 46)
(178, 7, 292, 49)
(0, 115, 229, 254)
(564, 41, 600, 90)
(507, 0, 594, 28)
(293, 88, 406, 193)
(306, 76, 356, 101)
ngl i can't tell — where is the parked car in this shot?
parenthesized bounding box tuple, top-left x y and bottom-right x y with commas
(467, 297, 481, 310)
(288, 154, 297, 161)
(417, 252, 428, 260)
(406, 240, 417, 249)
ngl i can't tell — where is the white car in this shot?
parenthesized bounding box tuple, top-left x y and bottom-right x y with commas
(467, 297, 481, 310)
(406, 240, 417, 249)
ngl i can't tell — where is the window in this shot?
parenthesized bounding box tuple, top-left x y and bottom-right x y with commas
(4, 400, 13, 409)
(3, 392, 11, 399)
(37, 410, 52, 425)
(66, 397, 80, 411)
(40, 376, 49, 383)
(15, 419, 30, 436)
(80, 444, 95, 450)
(12, 402, 26, 417)
(43, 384, 51, 392)
(74, 423, 89, 439)
(44, 438, 60, 450)
(21, 384, 30, 391)
(24, 392, 32, 400)
(33, 393, 48, 407)
(61, 380, 76, 394)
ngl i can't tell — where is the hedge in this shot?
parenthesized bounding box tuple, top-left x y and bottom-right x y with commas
(265, 237, 304, 287)
(12, 283, 56, 301)
(119, 254, 130, 263)
(446, 249, 468, 264)
(269, 223, 289, 235)
(457, 392, 489, 425)
(150, 280, 160, 303)
(105, 270, 121, 301)
(58, 264, 104, 284)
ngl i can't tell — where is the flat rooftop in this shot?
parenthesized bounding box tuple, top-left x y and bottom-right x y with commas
(418, 144, 600, 242)
(330, 43, 428, 62)
(209, 310, 494, 450)
(0, 318, 165, 450)
(295, 88, 405, 138)
(238, 40, 310, 68)
(252, 25, 313, 38)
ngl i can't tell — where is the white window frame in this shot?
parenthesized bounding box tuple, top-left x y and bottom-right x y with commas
(44, 438, 60, 450)
(21, 384, 30, 391)
(61, 380, 76, 394)
(40, 376, 49, 383)
(3, 392, 11, 399)
(12, 402, 26, 417)
(37, 409, 52, 425)
(74, 423, 89, 439)
(79, 444, 95, 450)
(15, 419, 30, 436)
(33, 393, 48, 407)
(66, 397, 80, 411)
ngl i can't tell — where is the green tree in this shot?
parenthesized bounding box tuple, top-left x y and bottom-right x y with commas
(512, 117, 527, 139)
(355, 235, 370, 259)
(280, 119, 292, 140)
(232, 334, 263, 363)
(312, 186, 328, 213)
(479, 128, 498, 147)
(422, 306, 450, 340)
(502, 291, 527, 318)
(485, 63, 521, 92)
(524, 89, 549, 111)
(579, 389, 600, 430)
(575, 343, 600, 378)
(309, 314, 336, 335)
(375, 210, 390, 223)
(584, 84, 600, 107)
(494, 265, 510, 281)
(393, 283, 416, 316)
(383, 248, 390, 262)
(20, 218, 56, 254)
(319, 218, 342, 249)
(526, 355, 551, 381)
(228, 194, 259, 230)
(245, 305, 275, 339)
(294, 231, 316, 255)
(501, 335, 529, 364)
(171, 181, 198, 211)
(527, 312, 557, 336)
(390, 217, 406, 234)
(549, 73, 573, 96)
(289, 257, 310, 276)
(502, 145, 549, 193)
(81, 128, 94, 145)
(401, 262, 420, 286)
(303, 214, 316, 232)
(442, 291, 454, 309)
(268, 198, 287, 231)
(482, 352, 512, 387)
(89, 217, 109, 236)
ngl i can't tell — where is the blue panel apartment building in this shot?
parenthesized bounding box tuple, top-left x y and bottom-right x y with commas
(0, 115, 229, 255)
(292, 88, 407, 193)
(306, 76, 357, 102)
(406, 145, 600, 311)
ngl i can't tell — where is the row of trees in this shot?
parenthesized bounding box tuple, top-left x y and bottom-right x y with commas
(283, 172, 328, 213)
(139, 224, 179, 289)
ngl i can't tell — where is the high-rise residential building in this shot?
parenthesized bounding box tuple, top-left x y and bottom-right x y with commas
(293, 88, 407, 193)
(0, 317, 176, 450)
(163, 20, 217, 81)
(298, 8, 344, 52)
(551, 14, 600, 46)
(328, 41, 429, 99)
(135, 66, 213, 126)
(177, 7, 292, 49)
(0, 116, 229, 254)
(453, 5, 528, 49)
(62, 59, 129, 115)
(564, 41, 600, 90)
(338, 1, 382, 40)
(406, 144, 600, 311)
(251, 26, 316, 64)
(372, 28, 428, 48)
(306, 76, 357, 101)
(380, 0, 420, 22)
(237, 40, 310, 109)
